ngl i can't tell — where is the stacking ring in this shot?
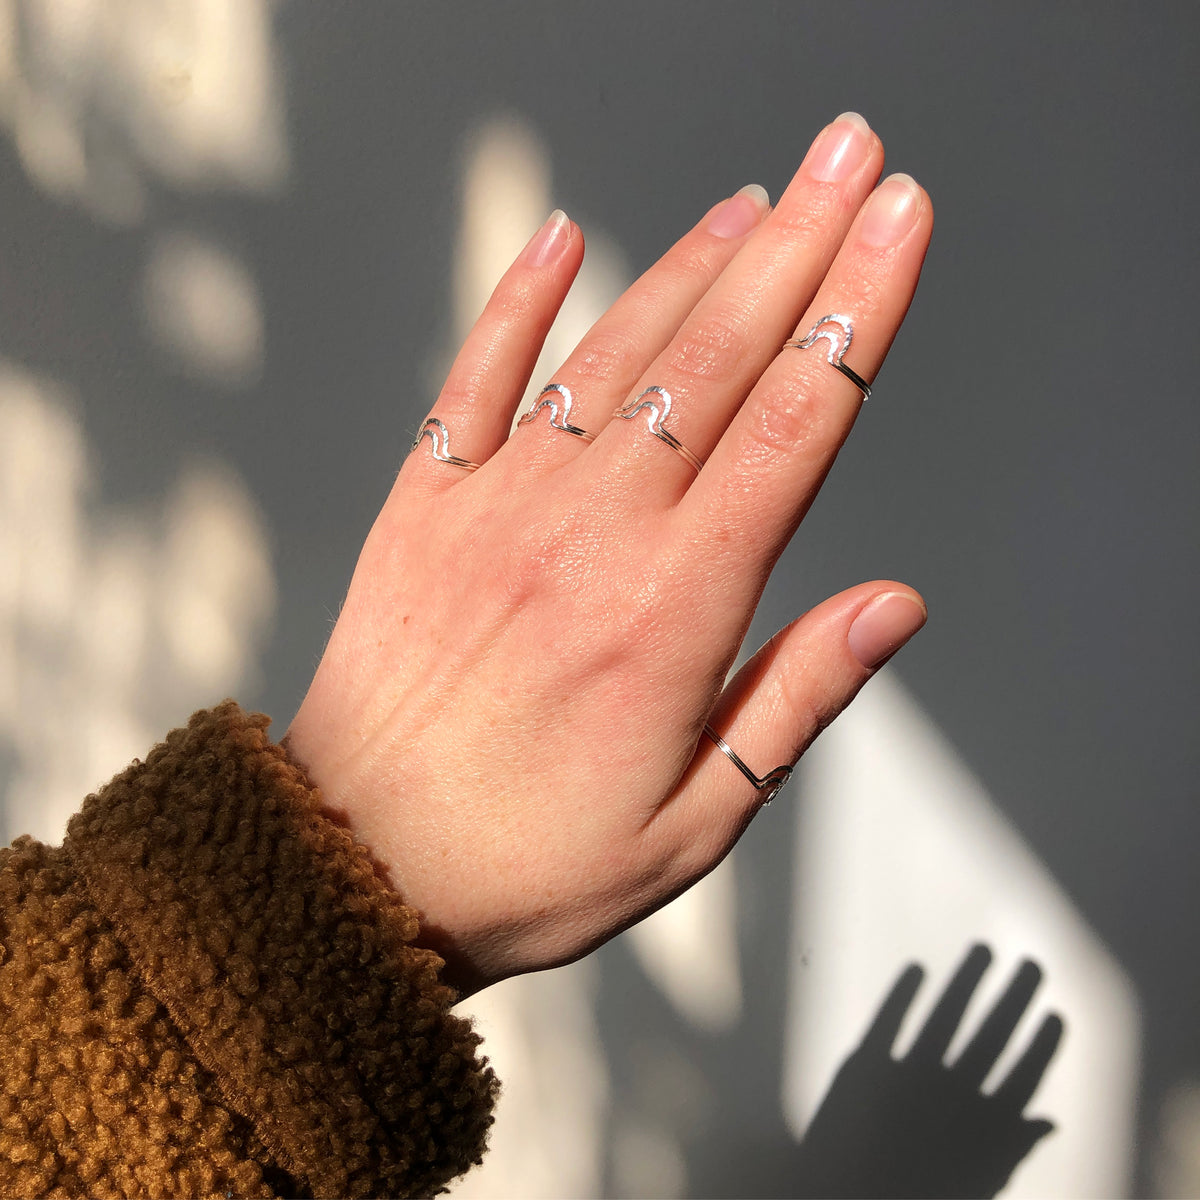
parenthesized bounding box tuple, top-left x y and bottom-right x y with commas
(518, 384, 596, 442)
(615, 386, 704, 473)
(412, 418, 481, 472)
(784, 313, 872, 402)
(703, 724, 793, 805)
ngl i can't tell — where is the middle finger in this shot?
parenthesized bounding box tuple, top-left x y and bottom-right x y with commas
(585, 112, 883, 495)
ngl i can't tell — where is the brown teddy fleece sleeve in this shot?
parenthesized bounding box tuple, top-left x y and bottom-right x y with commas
(0, 701, 497, 1198)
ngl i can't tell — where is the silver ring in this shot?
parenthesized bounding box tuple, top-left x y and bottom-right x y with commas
(703, 724, 792, 805)
(412, 418, 480, 471)
(784, 313, 872, 401)
(615, 386, 704, 473)
(518, 384, 596, 441)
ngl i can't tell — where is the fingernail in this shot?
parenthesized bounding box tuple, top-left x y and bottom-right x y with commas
(803, 112, 872, 183)
(706, 184, 770, 239)
(522, 209, 571, 267)
(859, 174, 921, 247)
(847, 592, 927, 670)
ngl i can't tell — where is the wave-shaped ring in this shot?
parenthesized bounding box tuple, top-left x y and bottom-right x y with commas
(412, 417, 480, 471)
(784, 313, 872, 401)
(518, 384, 595, 441)
(615, 386, 704, 473)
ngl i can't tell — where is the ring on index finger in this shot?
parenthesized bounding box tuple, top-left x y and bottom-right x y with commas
(784, 313, 872, 401)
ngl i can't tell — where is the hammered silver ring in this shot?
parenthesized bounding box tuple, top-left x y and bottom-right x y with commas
(784, 313, 872, 402)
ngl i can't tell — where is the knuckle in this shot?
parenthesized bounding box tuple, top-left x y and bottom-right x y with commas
(666, 315, 747, 387)
(503, 507, 610, 602)
(768, 199, 831, 248)
(483, 274, 539, 325)
(743, 380, 825, 455)
(430, 382, 477, 418)
(659, 237, 723, 285)
(837, 270, 887, 323)
(504, 512, 573, 586)
(569, 328, 638, 388)
(774, 656, 839, 748)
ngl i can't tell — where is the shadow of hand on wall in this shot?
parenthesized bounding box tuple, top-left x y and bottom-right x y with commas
(794, 943, 1064, 1199)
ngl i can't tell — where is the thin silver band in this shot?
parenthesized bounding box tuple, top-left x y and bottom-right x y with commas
(412, 417, 480, 471)
(615, 386, 704, 473)
(703, 724, 793, 805)
(784, 313, 872, 402)
(518, 384, 596, 441)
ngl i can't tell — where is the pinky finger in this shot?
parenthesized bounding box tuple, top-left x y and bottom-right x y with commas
(405, 210, 584, 489)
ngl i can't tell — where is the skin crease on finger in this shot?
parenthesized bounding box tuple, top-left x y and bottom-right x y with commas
(285, 115, 932, 996)
(602, 122, 886, 447)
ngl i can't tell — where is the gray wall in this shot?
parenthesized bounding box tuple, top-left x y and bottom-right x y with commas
(1, 2, 1197, 1195)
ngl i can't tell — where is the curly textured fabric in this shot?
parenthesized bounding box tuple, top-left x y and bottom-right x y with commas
(0, 702, 496, 1198)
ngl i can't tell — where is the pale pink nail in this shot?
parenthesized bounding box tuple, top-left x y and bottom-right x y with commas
(847, 592, 927, 669)
(802, 112, 872, 183)
(706, 183, 771, 239)
(521, 209, 571, 267)
(859, 174, 921, 247)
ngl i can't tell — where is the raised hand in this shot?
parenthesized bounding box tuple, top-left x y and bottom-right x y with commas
(795, 945, 1064, 1199)
(285, 114, 933, 995)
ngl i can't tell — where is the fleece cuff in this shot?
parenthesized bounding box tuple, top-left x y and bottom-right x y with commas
(66, 701, 496, 1199)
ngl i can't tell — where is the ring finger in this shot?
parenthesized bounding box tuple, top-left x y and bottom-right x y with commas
(500, 183, 773, 470)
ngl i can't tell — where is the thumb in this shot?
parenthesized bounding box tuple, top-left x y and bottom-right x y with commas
(660, 582, 926, 849)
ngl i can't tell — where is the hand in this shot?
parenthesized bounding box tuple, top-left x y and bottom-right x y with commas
(795, 945, 1064, 1199)
(285, 113, 933, 995)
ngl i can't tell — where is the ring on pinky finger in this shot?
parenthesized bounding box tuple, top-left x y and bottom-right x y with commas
(412, 418, 481, 472)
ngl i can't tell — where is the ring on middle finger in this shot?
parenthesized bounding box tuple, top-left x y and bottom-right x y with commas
(615, 386, 704, 473)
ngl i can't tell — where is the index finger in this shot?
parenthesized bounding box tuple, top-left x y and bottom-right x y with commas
(682, 171, 933, 579)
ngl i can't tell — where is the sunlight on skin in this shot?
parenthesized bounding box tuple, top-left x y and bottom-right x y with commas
(1, 7, 1146, 1191)
(446, 116, 618, 1200)
(0, 366, 275, 846)
(442, 118, 1143, 1200)
(785, 671, 1140, 1199)
(448, 113, 747, 1200)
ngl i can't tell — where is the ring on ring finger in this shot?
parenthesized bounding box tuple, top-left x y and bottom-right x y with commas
(518, 383, 596, 442)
